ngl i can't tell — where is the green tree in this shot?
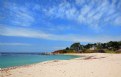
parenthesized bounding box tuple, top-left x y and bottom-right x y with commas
(70, 43, 83, 52)
(96, 43, 103, 49)
(65, 47, 70, 50)
(107, 41, 120, 50)
(84, 43, 93, 49)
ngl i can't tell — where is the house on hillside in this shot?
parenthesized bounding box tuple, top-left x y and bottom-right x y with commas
(89, 46, 97, 50)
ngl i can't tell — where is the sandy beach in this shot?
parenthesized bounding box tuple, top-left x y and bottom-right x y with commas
(1, 53, 121, 77)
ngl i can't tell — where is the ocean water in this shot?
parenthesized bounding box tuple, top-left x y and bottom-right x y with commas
(0, 53, 80, 68)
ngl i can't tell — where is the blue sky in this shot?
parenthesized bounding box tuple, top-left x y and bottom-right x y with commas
(0, 0, 121, 52)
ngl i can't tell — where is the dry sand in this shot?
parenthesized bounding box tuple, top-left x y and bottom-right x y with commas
(1, 53, 121, 77)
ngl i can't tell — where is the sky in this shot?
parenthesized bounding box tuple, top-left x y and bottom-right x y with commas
(0, 0, 121, 52)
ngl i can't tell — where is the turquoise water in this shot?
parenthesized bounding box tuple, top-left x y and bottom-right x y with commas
(0, 53, 79, 68)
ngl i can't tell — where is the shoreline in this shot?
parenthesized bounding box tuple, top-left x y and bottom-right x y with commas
(1, 53, 121, 77)
(0, 53, 82, 71)
(0, 53, 109, 71)
(0, 53, 115, 70)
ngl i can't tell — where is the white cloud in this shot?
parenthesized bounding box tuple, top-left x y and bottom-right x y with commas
(114, 17, 121, 25)
(0, 27, 50, 39)
(14, 9, 34, 26)
(5, 3, 35, 27)
(75, 0, 85, 5)
(0, 43, 31, 46)
(46, 25, 73, 31)
(0, 26, 121, 43)
(2, 0, 121, 30)
(42, 0, 121, 29)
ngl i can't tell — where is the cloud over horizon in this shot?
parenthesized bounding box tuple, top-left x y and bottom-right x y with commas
(0, 26, 121, 43)
(0, 43, 31, 46)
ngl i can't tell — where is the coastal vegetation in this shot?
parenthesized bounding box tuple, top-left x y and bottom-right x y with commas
(53, 41, 121, 54)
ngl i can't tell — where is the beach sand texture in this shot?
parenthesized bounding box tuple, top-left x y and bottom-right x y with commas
(1, 53, 121, 77)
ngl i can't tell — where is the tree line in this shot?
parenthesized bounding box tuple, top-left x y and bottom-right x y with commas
(53, 41, 121, 53)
